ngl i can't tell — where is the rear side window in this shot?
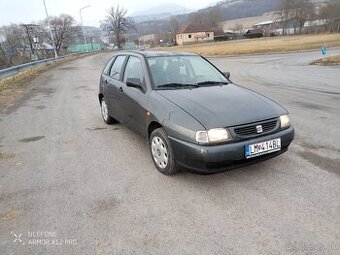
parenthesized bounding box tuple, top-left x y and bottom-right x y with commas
(110, 55, 126, 80)
(103, 57, 115, 75)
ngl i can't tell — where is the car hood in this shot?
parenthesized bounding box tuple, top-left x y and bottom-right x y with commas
(156, 84, 287, 129)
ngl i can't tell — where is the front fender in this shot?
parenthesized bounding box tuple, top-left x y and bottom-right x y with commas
(147, 91, 204, 143)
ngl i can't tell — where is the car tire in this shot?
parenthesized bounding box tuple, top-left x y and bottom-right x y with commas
(150, 128, 179, 175)
(100, 97, 117, 124)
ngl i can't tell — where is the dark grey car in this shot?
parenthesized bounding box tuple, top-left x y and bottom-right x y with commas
(98, 51, 294, 175)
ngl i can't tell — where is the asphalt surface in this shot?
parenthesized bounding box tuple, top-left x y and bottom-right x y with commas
(0, 49, 339, 255)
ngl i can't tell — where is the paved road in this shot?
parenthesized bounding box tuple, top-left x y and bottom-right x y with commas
(0, 49, 339, 254)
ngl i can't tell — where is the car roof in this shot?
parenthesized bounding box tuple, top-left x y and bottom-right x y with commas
(116, 50, 198, 58)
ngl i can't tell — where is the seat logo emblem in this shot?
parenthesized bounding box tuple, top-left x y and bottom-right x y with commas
(256, 125, 263, 133)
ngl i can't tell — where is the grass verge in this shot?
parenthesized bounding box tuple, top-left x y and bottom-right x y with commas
(157, 34, 340, 56)
(311, 55, 340, 65)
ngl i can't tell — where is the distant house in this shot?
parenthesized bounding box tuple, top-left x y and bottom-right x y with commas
(176, 23, 215, 45)
(139, 34, 160, 44)
(138, 33, 161, 47)
(253, 20, 275, 36)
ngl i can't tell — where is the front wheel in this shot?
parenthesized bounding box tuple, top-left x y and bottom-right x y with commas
(150, 128, 179, 175)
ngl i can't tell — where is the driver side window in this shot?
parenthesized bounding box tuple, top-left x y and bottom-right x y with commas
(123, 56, 146, 92)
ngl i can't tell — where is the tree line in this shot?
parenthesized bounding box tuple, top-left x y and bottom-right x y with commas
(0, 6, 136, 69)
(0, 14, 81, 68)
(277, 0, 340, 35)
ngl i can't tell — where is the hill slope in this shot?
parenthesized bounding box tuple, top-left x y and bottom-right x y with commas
(202, 0, 281, 20)
(132, 4, 191, 23)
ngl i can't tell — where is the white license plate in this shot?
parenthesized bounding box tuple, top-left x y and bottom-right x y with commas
(245, 138, 281, 159)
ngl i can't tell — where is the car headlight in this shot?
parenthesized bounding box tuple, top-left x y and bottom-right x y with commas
(195, 128, 232, 144)
(280, 114, 291, 128)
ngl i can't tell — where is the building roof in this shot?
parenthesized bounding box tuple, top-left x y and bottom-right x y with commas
(221, 12, 278, 31)
(245, 28, 263, 34)
(254, 20, 274, 26)
(179, 22, 214, 34)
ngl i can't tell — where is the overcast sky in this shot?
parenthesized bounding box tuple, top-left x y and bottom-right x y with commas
(0, 0, 217, 27)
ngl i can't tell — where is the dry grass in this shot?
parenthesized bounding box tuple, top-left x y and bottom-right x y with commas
(0, 64, 52, 93)
(0, 152, 15, 160)
(0, 210, 18, 222)
(311, 55, 340, 65)
(158, 34, 340, 56)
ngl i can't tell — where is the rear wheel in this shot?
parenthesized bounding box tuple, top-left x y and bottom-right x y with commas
(150, 128, 179, 175)
(100, 97, 117, 124)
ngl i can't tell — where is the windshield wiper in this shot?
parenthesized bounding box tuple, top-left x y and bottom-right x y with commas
(157, 83, 200, 89)
(196, 81, 229, 86)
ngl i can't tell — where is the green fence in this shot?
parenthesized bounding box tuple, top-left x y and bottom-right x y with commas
(68, 43, 102, 53)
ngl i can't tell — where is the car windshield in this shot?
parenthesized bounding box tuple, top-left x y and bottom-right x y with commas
(147, 56, 229, 89)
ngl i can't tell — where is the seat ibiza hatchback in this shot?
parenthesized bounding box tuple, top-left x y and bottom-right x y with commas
(98, 51, 294, 175)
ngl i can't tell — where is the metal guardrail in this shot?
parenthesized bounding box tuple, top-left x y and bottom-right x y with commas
(0, 53, 81, 79)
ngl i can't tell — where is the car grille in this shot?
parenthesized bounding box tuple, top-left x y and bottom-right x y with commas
(233, 119, 278, 137)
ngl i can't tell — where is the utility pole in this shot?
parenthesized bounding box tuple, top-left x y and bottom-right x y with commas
(80, 5, 91, 52)
(43, 0, 58, 58)
(21, 24, 38, 60)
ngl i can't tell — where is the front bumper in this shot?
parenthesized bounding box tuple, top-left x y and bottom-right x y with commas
(169, 127, 294, 173)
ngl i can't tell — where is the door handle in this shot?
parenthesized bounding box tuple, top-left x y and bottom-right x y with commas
(118, 87, 124, 93)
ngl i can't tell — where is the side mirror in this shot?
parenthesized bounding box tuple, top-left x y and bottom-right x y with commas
(223, 71, 230, 79)
(126, 78, 145, 92)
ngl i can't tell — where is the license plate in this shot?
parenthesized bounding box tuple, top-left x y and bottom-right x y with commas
(245, 138, 281, 159)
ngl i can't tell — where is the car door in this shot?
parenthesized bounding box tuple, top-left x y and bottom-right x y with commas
(104, 55, 127, 122)
(121, 55, 149, 136)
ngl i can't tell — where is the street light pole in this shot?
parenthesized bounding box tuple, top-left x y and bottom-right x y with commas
(43, 0, 58, 58)
(80, 5, 90, 52)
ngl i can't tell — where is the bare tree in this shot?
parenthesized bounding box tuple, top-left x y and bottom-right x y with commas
(29, 25, 51, 59)
(0, 36, 9, 68)
(293, 0, 315, 34)
(100, 5, 135, 49)
(44, 14, 80, 54)
(320, 0, 340, 33)
(277, 0, 296, 35)
(0, 24, 27, 66)
(169, 17, 179, 44)
(277, 0, 315, 35)
(169, 18, 179, 35)
(0, 13, 81, 68)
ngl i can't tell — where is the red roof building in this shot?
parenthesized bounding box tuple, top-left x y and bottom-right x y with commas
(176, 22, 215, 45)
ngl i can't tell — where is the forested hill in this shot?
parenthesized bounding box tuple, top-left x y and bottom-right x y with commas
(203, 0, 281, 21)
